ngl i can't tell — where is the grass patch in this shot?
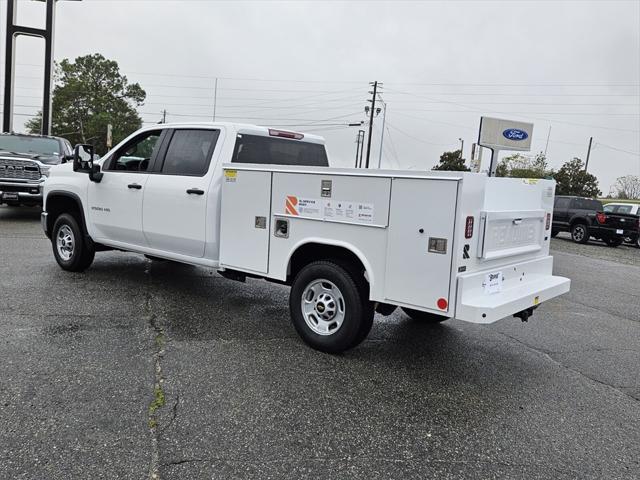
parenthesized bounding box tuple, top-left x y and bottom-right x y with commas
(149, 385, 165, 417)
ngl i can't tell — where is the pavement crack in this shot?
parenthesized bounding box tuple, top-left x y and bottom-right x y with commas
(162, 458, 205, 467)
(160, 393, 180, 434)
(145, 294, 167, 480)
(496, 329, 638, 403)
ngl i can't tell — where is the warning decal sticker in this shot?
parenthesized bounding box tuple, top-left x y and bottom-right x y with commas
(285, 196, 374, 224)
(285, 196, 322, 218)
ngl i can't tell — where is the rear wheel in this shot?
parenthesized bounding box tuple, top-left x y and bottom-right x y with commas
(604, 237, 623, 248)
(289, 260, 373, 353)
(571, 223, 589, 244)
(402, 307, 448, 323)
(51, 213, 95, 272)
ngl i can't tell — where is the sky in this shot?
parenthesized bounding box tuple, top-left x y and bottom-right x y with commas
(1, 0, 639, 194)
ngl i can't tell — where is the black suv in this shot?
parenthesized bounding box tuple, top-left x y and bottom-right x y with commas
(0, 133, 73, 207)
(552, 196, 639, 247)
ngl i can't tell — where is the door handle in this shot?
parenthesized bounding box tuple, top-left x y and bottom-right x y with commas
(186, 188, 205, 195)
(128, 183, 142, 190)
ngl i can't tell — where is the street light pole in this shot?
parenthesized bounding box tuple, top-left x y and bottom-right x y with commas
(459, 138, 464, 158)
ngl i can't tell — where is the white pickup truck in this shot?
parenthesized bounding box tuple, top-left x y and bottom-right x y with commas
(42, 122, 570, 353)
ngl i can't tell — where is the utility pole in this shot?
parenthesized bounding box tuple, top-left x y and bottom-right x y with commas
(213, 77, 218, 122)
(161, 110, 167, 124)
(458, 138, 464, 158)
(377, 99, 386, 169)
(357, 130, 365, 167)
(544, 125, 552, 156)
(585, 136, 593, 171)
(354, 130, 364, 167)
(364, 81, 380, 168)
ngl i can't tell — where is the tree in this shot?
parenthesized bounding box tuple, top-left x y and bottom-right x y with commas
(432, 150, 470, 171)
(553, 158, 601, 197)
(26, 54, 146, 155)
(610, 175, 640, 200)
(495, 152, 553, 179)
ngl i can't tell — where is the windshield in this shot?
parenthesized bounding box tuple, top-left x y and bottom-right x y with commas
(0, 136, 60, 156)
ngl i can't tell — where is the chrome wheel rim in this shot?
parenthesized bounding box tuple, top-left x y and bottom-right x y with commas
(56, 225, 75, 261)
(301, 279, 345, 336)
(573, 226, 585, 242)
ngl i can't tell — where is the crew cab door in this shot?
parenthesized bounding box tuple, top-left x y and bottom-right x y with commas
(142, 128, 220, 258)
(553, 197, 571, 228)
(88, 130, 164, 246)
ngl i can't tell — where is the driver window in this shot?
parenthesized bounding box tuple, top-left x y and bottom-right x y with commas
(108, 130, 162, 172)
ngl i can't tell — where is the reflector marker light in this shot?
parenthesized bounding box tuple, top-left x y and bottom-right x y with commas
(465, 216, 474, 239)
(268, 129, 304, 140)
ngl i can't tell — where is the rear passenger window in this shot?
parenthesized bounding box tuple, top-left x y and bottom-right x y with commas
(554, 198, 570, 209)
(572, 198, 602, 210)
(161, 129, 219, 176)
(232, 134, 329, 167)
(617, 205, 633, 214)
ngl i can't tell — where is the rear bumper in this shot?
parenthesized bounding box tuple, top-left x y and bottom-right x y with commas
(455, 256, 570, 324)
(0, 180, 43, 205)
(590, 226, 636, 240)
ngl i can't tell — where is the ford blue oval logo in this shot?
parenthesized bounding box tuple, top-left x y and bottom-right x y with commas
(503, 128, 528, 141)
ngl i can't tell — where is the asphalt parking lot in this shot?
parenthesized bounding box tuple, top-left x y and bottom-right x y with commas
(1, 205, 639, 480)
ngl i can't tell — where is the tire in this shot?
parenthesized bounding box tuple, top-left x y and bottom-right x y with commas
(402, 307, 448, 323)
(604, 237, 623, 248)
(51, 213, 95, 272)
(570, 223, 589, 244)
(289, 260, 373, 353)
(550, 229, 559, 238)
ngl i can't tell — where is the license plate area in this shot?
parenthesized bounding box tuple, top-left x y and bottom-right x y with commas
(478, 210, 545, 260)
(2, 192, 19, 201)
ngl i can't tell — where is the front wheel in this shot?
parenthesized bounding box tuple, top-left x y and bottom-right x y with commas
(604, 237, 623, 248)
(402, 307, 448, 323)
(51, 213, 95, 272)
(571, 223, 589, 244)
(289, 260, 373, 353)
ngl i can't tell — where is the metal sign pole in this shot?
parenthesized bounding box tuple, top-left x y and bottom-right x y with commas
(488, 148, 499, 177)
(3, 0, 57, 135)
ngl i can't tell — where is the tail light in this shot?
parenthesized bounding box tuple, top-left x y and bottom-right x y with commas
(268, 129, 304, 140)
(545, 213, 551, 230)
(465, 216, 474, 239)
(596, 212, 607, 225)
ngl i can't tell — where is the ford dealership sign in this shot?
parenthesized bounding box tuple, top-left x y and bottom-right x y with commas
(502, 128, 528, 141)
(478, 117, 533, 152)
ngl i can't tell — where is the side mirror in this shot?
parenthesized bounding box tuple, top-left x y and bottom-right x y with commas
(73, 144, 95, 172)
(73, 144, 103, 183)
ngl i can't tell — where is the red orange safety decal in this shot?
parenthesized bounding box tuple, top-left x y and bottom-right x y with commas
(285, 196, 299, 216)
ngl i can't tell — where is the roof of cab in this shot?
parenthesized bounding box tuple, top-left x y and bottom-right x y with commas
(141, 122, 325, 144)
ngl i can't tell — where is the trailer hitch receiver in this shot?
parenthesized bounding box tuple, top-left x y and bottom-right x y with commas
(513, 307, 535, 322)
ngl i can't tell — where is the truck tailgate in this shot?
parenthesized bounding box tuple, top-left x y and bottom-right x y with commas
(478, 209, 546, 260)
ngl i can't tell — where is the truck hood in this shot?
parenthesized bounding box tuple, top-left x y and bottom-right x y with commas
(0, 150, 61, 165)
